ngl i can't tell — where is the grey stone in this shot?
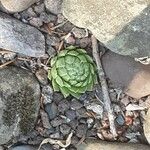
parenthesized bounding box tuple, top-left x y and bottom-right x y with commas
(102, 51, 150, 99)
(77, 140, 150, 150)
(0, 12, 45, 57)
(70, 99, 83, 110)
(65, 110, 76, 121)
(62, 0, 150, 58)
(40, 12, 57, 23)
(72, 27, 87, 39)
(60, 124, 71, 135)
(58, 99, 70, 113)
(9, 145, 50, 150)
(0, 66, 40, 144)
(29, 17, 43, 27)
(35, 69, 48, 85)
(34, 3, 45, 14)
(76, 124, 87, 138)
(9, 145, 37, 150)
(45, 103, 58, 120)
(0, 0, 37, 13)
(45, 0, 62, 15)
(53, 92, 64, 104)
(46, 35, 60, 47)
(42, 85, 53, 104)
(116, 114, 125, 126)
(50, 117, 65, 127)
(40, 109, 52, 129)
(0, 146, 4, 150)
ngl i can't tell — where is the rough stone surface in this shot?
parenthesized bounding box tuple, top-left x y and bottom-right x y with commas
(0, 0, 37, 13)
(63, 0, 150, 58)
(0, 12, 45, 57)
(102, 51, 150, 99)
(0, 66, 40, 144)
(77, 140, 150, 150)
(144, 109, 150, 144)
(45, 0, 62, 15)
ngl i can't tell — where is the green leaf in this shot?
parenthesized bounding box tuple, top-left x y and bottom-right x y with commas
(90, 64, 95, 75)
(87, 80, 94, 91)
(70, 92, 81, 99)
(61, 73, 71, 82)
(75, 81, 84, 87)
(85, 54, 93, 64)
(93, 73, 98, 84)
(51, 66, 58, 79)
(76, 48, 87, 54)
(66, 45, 76, 50)
(77, 55, 87, 63)
(69, 80, 78, 86)
(67, 50, 79, 56)
(58, 50, 68, 57)
(48, 69, 52, 80)
(77, 86, 87, 93)
(63, 81, 71, 88)
(50, 56, 57, 67)
(55, 76, 64, 87)
(56, 57, 65, 68)
(59, 87, 70, 98)
(52, 79, 59, 91)
(57, 67, 68, 77)
(65, 55, 75, 64)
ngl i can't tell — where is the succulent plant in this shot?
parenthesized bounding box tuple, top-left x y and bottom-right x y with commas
(48, 46, 97, 98)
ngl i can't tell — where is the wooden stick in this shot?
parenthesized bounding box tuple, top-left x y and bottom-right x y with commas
(0, 59, 16, 69)
(91, 35, 117, 138)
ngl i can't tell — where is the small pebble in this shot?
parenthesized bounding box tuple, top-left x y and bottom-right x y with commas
(70, 98, 83, 110)
(46, 45, 56, 58)
(78, 37, 91, 48)
(46, 35, 60, 47)
(60, 124, 71, 135)
(65, 35, 75, 45)
(121, 97, 130, 106)
(45, 103, 58, 120)
(65, 110, 76, 121)
(69, 119, 79, 130)
(35, 69, 48, 85)
(51, 117, 65, 127)
(29, 17, 43, 27)
(116, 114, 125, 126)
(87, 118, 94, 128)
(58, 99, 70, 113)
(71, 136, 79, 145)
(76, 107, 88, 118)
(50, 132, 61, 139)
(40, 109, 52, 129)
(86, 129, 97, 137)
(76, 124, 87, 138)
(53, 92, 64, 104)
(72, 27, 87, 38)
(42, 85, 53, 104)
(34, 3, 45, 14)
(40, 12, 57, 23)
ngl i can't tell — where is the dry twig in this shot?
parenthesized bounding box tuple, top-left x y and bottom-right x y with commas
(0, 59, 16, 69)
(91, 35, 117, 138)
(38, 132, 73, 150)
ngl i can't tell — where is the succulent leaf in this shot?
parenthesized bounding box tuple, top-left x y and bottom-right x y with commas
(48, 46, 97, 99)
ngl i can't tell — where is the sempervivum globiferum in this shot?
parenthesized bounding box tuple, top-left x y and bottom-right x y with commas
(48, 46, 97, 99)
